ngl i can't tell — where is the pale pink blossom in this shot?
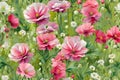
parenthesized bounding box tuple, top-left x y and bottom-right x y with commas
(48, 0, 71, 13)
(61, 36, 88, 61)
(37, 22, 58, 34)
(37, 33, 59, 50)
(76, 23, 95, 36)
(23, 3, 49, 25)
(51, 59, 66, 80)
(9, 43, 33, 63)
(16, 63, 35, 78)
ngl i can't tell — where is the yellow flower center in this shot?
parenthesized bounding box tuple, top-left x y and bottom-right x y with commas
(36, 13, 39, 18)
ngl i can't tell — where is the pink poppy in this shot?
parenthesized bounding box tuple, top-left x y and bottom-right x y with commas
(16, 63, 35, 78)
(37, 33, 59, 50)
(54, 51, 66, 61)
(81, 6, 101, 24)
(81, 6, 100, 17)
(83, 0, 98, 8)
(9, 43, 33, 63)
(37, 22, 58, 34)
(61, 36, 88, 61)
(81, 0, 101, 24)
(107, 26, 120, 43)
(77, 0, 82, 4)
(51, 59, 66, 80)
(48, 0, 71, 13)
(100, 0, 105, 4)
(95, 30, 107, 44)
(76, 23, 95, 36)
(8, 14, 19, 29)
(83, 13, 101, 24)
(23, 3, 49, 25)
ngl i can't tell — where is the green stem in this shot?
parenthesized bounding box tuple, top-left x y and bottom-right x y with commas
(57, 13, 62, 33)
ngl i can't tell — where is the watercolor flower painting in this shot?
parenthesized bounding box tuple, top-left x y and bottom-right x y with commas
(0, 0, 120, 80)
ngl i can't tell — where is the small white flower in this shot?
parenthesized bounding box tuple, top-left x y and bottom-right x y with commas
(90, 72, 101, 80)
(64, 20, 68, 23)
(78, 64, 82, 68)
(0, 2, 10, 14)
(39, 62, 42, 66)
(101, 7, 105, 11)
(60, 32, 66, 37)
(31, 49, 35, 52)
(71, 21, 77, 28)
(115, 3, 120, 13)
(65, 25, 69, 29)
(108, 54, 116, 59)
(10, 7, 15, 12)
(89, 65, 95, 71)
(113, 45, 117, 48)
(97, 59, 104, 65)
(2, 40, 9, 49)
(14, 32, 17, 35)
(108, 70, 112, 74)
(63, 77, 73, 80)
(0, 26, 5, 32)
(56, 44, 62, 49)
(74, 10, 79, 15)
(1, 75, 9, 80)
(33, 37, 36, 42)
(38, 68, 41, 71)
(109, 59, 114, 63)
(19, 30, 26, 36)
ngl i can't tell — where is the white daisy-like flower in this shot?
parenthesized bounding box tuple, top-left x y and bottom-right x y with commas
(71, 21, 77, 28)
(109, 59, 114, 63)
(19, 30, 26, 36)
(108, 54, 116, 59)
(90, 72, 101, 80)
(74, 10, 79, 15)
(56, 44, 62, 49)
(60, 32, 66, 37)
(0, 2, 10, 14)
(1, 75, 9, 80)
(89, 65, 95, 71)
(97, 59, 104, 65)
(115, 3, 120, 13)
